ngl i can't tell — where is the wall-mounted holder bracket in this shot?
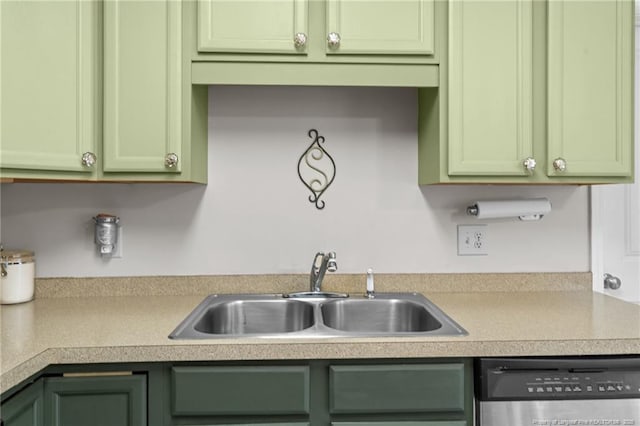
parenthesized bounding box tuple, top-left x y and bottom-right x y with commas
(93, 214, 120, 256)
(466, 198, 551, 221)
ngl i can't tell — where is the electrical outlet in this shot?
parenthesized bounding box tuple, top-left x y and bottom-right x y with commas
(457, 225, 488, 256)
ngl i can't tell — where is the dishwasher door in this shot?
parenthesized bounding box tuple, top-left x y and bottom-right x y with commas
(476, 357, 640, 426)
(479, 398, 640, 426)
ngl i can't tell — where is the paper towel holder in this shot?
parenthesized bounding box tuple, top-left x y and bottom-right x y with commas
(466, 198, 551, 221)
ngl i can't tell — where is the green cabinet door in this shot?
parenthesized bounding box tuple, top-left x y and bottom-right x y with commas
(547, 0, 634, 177)
(332, 422, 466, 426)
(44, 374, 146, 426)
(103, 0, 182, 173)
(325, 0, 434, 55)
(447, 0, 533, 176)
(197, 0, 309, 54)
(329, 364, 466, 414)
(215, 424, 309, 426)
(171, 366, 310, 416)
(0, 380, 44, 426)
(0, 0, 99, 173)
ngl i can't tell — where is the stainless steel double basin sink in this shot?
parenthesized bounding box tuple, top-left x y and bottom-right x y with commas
(169, 293, 467, 339)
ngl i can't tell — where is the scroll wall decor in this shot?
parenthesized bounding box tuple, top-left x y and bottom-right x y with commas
(297, 129, 336, 210)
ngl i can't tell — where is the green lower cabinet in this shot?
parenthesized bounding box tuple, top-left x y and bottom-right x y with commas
(170, 360, 471, 426)
(332, 423, 466, 426)
(2, 359, 472, 426)
(202, 424, 310, 426)
(329, 364, 465, 414)
(44, 374, 146, 426)
(171, 366, 310, 416)
(0, 379, 44, 426)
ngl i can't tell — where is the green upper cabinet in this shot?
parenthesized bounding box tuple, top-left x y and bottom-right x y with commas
(325, 0, 434, 55)
(0, 0, 99, 175)
(190, 0, 440, 86)
(0, 0, 207, 182)
(419, 0, 635, 184)
(447, 0, 533, 176)
(103, 0, 183, 173)
(547, 0, 634, 178)
(198, 0, 309, 54)
(194, 0, 436, 59)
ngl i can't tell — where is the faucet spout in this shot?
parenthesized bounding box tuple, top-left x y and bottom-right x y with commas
(310, 251, 337, 292)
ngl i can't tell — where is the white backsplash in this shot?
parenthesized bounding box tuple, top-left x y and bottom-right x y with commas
(0, 86, 589, 277)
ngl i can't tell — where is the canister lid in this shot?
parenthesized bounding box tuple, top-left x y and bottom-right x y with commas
(1, 249, 35, 264)
(94, 213, 119, 224)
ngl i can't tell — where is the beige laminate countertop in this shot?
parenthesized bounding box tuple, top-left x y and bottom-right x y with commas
(2, 273, 640, 393)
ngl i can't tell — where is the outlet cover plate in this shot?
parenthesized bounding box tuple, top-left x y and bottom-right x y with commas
(457, 225, 488, 256)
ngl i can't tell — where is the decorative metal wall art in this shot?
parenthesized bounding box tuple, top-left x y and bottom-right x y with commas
(297, 129, 336, 210)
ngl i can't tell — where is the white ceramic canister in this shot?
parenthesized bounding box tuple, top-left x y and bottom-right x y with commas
(1, 249, 35, 304)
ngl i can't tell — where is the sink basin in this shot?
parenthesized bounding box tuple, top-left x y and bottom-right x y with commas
(194, 298, 314, 334)
(321, 299, 442, 333)
(171, 295, 315, 338)
(170, 293, 467, 339)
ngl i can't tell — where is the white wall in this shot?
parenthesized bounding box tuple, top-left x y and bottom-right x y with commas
(0, 86, 589, 278)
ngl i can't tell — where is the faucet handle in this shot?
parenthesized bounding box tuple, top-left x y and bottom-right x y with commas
(327, 252, 337, 272)
(366, 268, 375, 298)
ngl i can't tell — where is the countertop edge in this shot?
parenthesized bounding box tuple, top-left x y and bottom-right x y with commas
(4, 337, 640, 393)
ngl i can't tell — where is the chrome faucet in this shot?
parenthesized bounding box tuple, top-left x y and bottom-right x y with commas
(309, 251, 337, 293)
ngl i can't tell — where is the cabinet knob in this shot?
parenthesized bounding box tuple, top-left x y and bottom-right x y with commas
(81, 152, 97, 168)
(293, 32, 307, 48)
(165, 153, 179, 168)
(552, 157, 567, 173)
(523, 157, 537, 173)
(327, 32, 341, 49)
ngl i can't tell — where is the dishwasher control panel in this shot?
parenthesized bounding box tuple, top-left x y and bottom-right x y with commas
(477, 357, 640, 401)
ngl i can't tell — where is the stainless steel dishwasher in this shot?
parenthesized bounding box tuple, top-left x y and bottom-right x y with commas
(476, 357, 640, 426)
